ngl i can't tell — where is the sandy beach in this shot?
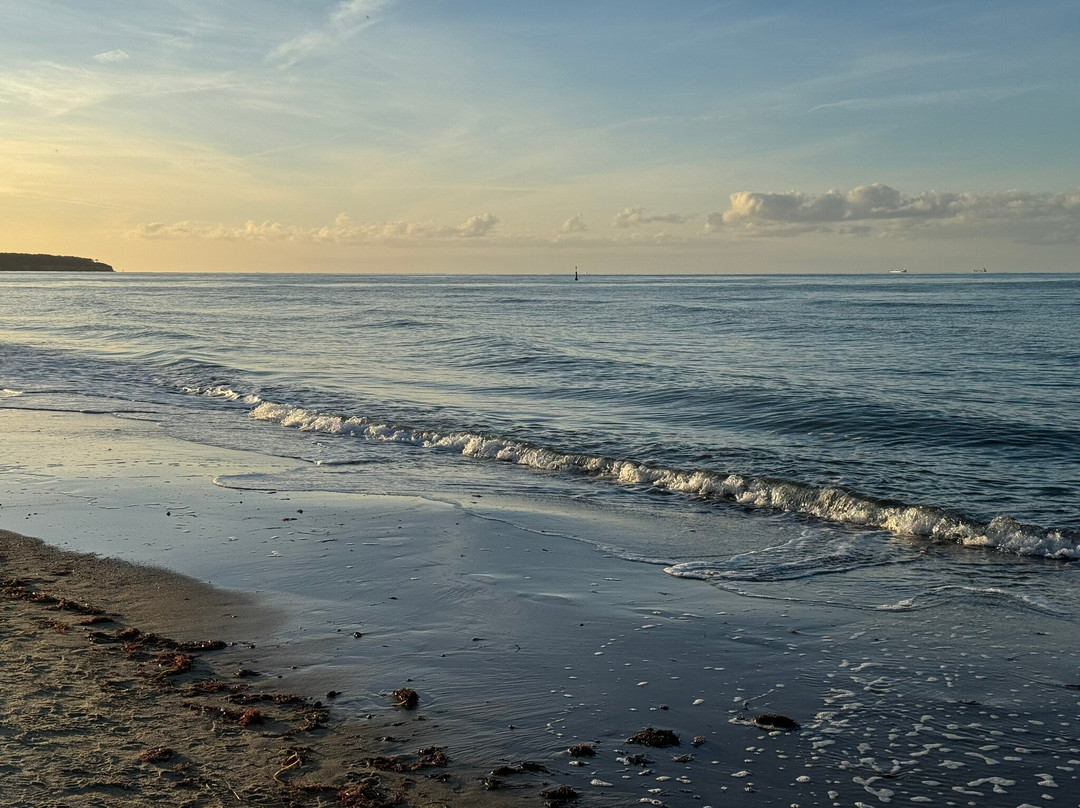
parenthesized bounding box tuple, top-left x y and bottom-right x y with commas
(0, 529, 536, 808)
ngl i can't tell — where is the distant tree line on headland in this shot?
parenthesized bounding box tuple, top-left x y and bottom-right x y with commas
(0, 253, 114, 272)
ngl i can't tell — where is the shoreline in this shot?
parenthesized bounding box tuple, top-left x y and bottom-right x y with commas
(0, 529, 533, 807)
(2, 405, 1078, 807)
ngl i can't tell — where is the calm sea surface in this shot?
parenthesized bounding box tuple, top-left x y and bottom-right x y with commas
(2, 272, 1078, 578)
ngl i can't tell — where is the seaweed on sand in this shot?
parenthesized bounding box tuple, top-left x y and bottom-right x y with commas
(138, 746, 175, 763)
(391, 688, 418, 709)
(337, 776, 404, 807)
(754, 713, 800, 731)
(362, 746, 449, 772)
(152, 651, 193, 676)
(626, 727, 680, 747)
(540, 784, 579, 806)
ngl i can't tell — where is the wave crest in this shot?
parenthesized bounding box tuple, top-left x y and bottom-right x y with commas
(183, 385, 263, 405)
(189, 388, 1079, 561)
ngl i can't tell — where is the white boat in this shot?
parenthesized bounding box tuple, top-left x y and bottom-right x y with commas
(888, 268, 907, 274)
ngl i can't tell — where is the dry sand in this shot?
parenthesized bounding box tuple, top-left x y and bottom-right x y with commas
(0, 530, 555, 808)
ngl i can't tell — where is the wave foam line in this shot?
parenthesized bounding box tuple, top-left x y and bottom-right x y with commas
(188, 387, 1080, 560)
(874, 585, 1063, 615)
(182, 385, 262, 405)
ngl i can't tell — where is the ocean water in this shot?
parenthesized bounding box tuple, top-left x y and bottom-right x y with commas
(2, 272, 1077, 559)
(3, 271, 1079, 612)
(4, 271, 1080, 805)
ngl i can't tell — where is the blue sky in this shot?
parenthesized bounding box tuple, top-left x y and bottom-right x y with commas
(1, 0, 1078, 271)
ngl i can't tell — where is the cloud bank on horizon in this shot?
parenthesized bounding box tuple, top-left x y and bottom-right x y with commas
(1, 0, 1078, 270)
(134, 212, 500, 243)
(132, 184, 1080, 248)
(710, 184, 1080, 245)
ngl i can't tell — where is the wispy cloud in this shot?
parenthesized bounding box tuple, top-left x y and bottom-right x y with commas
(268, 0, 390, 67)
(0, 61, 237, 115)
(0, 64, 114, 115)
(92, 49, 130, 64)
(0, 189, 136, 211)
(809, 86, 1032, 113)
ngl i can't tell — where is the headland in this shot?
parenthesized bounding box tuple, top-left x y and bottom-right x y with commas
(0, 252, 113, 272)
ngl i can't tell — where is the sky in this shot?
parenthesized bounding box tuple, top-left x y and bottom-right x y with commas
(1, 0, 1079, 273)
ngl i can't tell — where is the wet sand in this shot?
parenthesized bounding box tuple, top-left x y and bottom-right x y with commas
(3, 406, 1079, 807)
(0, 530, 533, 807)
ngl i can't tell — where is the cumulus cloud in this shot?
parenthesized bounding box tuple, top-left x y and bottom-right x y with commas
(559, 214, 587, 233)
(710, 183, 1080, 243)
(269, 0, 389, 66)
(703, 212, 724, 234)
(92, 49, 130, 64)
(613, 206, 689, 227)
(456, 212, 499, 237)
(131, 211, 500, 243)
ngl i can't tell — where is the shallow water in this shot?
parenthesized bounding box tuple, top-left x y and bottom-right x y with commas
(2, 272, 1078, 578)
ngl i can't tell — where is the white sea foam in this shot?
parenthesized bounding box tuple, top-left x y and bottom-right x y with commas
(184, 385, 263, 405)
(872, 584, 1063, 616)
(186, 390, 1080, 561)
(662, 528, 912, 582)
(0, 388, 23, 398)
(874, 598, 918, 611)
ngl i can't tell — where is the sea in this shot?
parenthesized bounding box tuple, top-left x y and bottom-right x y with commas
(2, 270, 1079, 805)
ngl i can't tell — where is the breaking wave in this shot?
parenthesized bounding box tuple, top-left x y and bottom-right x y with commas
(185, 386, 1080, 561)
(181, 385, 262, 405)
